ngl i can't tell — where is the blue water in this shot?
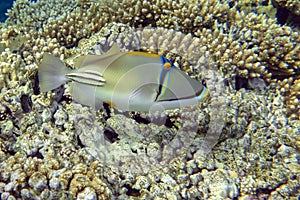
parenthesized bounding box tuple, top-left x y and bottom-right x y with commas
(0, 1, 14, 22)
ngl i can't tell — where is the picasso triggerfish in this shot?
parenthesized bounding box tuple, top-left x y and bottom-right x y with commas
(38, 44, 208, 112)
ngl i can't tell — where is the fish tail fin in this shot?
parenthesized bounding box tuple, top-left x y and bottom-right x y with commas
(38, 53, 72, 92)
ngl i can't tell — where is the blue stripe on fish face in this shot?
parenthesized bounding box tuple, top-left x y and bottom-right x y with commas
(158, 65, 175, 99)
(155, 55, 206, 103)
(160, 56, 174, 66)
(154, 56, 177, 101)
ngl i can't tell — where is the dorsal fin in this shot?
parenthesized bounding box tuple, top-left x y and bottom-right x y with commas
(106, 43, 120, 56)
(125, 51, 160, 58)
(74, 43, 122, 69)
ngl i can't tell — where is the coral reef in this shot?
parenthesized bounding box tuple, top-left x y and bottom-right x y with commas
(3, 0, 299, 102)
(0, 48, 25, 89)
(0, 150, 112, 199)
(0, 0, 299, 199)
(5, 0, 78, 29)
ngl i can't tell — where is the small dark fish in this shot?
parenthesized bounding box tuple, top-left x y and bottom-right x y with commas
(103, 126, 119, 143)
(20, 94, 32, 113)
(33, 72, 40, 95)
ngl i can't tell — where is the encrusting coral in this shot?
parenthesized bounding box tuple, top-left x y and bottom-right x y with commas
(0, 0, 299, 199)
(0, 150, 112, 198)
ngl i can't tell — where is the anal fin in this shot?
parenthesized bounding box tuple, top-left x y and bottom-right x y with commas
(70, 82, 103, 109)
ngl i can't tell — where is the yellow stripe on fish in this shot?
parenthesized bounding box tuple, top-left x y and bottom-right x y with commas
(38, 44, 208, 111)
(125, 51, 160, 58)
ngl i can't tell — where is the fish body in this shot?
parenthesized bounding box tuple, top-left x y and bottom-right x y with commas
(38, 44, 208, 111)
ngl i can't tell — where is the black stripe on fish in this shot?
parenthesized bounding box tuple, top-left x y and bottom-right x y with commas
(154, 84, 163, 102)
(155, 63, 173, 101)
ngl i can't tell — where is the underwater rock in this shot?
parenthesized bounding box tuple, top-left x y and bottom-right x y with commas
(53, 105, 68, 126)
(20, 188, 36, 199)
(197, 169, 240, 199)
(77, 187, 97, 200)
(1, 192, 16, 200)
(132, 176, 150, 190)
(49, 177, 61, 190)
(28, 172, 48, 193)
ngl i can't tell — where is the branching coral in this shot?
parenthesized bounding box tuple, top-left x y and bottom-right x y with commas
(5, 0, 77, 28)
(284, 78, 300, 119)
(0, 48, 26, 88)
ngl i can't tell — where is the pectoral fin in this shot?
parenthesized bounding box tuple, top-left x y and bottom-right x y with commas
(129, 83, 158, 103)
(112, 83, 157, 111)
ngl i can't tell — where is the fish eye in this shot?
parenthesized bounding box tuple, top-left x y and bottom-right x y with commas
(163, 62, 172, 70)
